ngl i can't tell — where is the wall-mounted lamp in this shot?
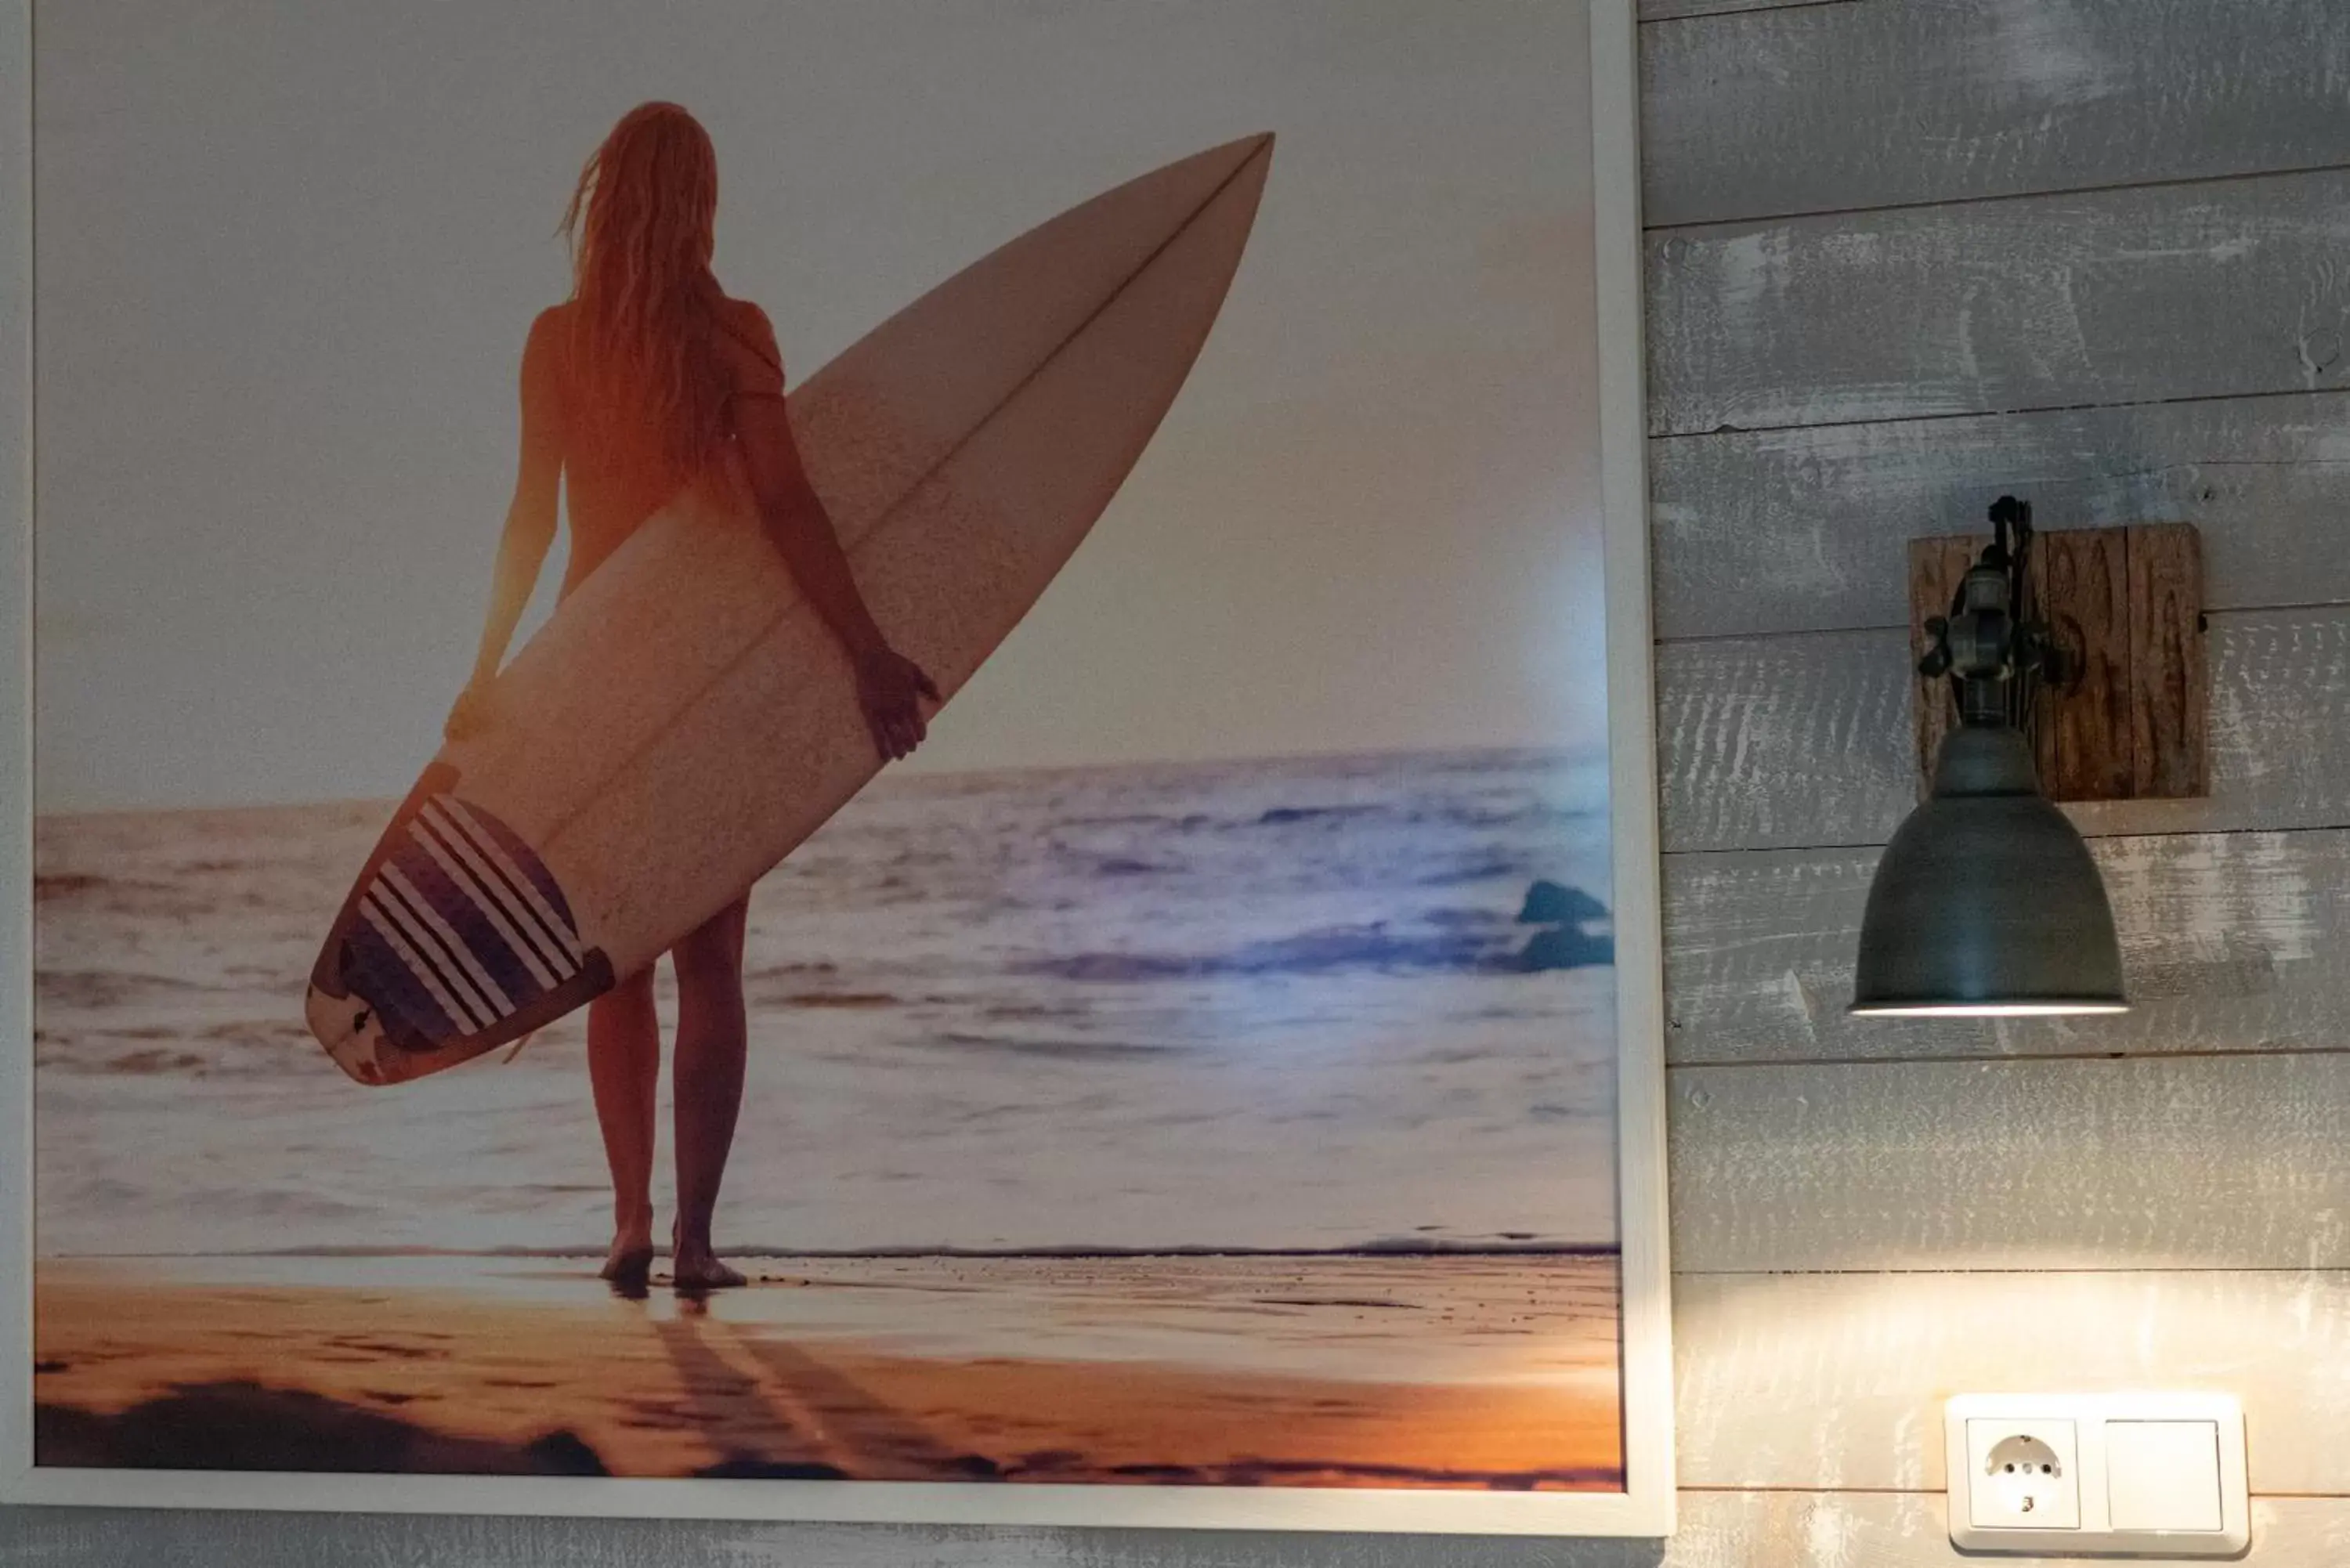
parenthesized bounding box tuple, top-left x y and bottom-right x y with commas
(1850, 497, 2203, 1019)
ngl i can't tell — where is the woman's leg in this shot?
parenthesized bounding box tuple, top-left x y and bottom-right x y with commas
(588, 966, 660, 1283)
(671, 894, 750, 1290)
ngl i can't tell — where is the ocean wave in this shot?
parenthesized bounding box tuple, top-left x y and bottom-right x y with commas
(1413, 859, 1523, 887)
(1256, 804, 1386, 826)
(35, 749, 1622, 1255)
(1021, 919, 1611, 983)
(36, 969, 231, 1010)
(920, 1033, 1194, 1061)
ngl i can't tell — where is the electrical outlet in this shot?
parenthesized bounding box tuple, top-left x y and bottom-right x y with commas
(1966, 1421, 2081, 1530)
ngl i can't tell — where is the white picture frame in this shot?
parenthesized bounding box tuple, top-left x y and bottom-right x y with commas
(0, 0, 1670, 1536)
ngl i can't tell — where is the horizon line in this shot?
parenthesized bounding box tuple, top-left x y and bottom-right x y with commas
(32, 739, 1614, 822)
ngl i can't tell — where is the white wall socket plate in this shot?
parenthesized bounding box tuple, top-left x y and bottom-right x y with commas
(1946, 1393, 2249, 1557)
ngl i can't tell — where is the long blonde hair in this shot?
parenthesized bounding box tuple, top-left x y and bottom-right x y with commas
(561, 102, 731, 480)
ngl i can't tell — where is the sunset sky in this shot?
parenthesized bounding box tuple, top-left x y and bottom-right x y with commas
(34, 0, 1600, 811)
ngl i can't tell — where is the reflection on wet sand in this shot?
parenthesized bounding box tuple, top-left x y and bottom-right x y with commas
(34, 1253, 1623, 1488)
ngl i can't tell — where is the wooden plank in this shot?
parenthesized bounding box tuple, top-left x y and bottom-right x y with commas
(1654, 1494, 2350, 1566)
(1664, 830, 2350, 1066)
(0, 1509, 1668, 1567)
(21, 1491, 2350, 1567)
(1676, 1270, 2350, 1494)
(1656, 608, 2350, 855)
(1648, 392, 2350, 641)
(1672, 1051, 2350, 1272)
(1642, 0, 2350, 226)
(1643, 0, 1841, 22)
(1645, 169, 2350, 437)
(2133, 523, 2212, 796)
(2036, 526, 2135, 799)
(1658, 625, 1909, 853)
(1905, 537, 1974, 803)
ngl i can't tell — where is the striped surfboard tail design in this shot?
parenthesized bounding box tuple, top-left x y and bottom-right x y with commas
(342, 794, 588, 1049)
(309, 774, 613, 1085)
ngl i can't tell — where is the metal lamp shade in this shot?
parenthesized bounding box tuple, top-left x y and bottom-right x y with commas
(1849, 724, 2128, 1017)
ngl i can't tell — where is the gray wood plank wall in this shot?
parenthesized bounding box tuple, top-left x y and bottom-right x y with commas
(1638, 0, 2350, 1562)
(12, 0, 2348, 1562)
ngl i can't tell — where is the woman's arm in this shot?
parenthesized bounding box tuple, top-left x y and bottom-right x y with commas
(725, 304, 938, 761)
(734, 388, 885, 659)
(446, 309, 565, 739)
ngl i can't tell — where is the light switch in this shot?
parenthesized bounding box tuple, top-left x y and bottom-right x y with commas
(2107, 1421, 2223, 1533)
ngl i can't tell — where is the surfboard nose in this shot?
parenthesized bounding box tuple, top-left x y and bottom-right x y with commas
(1167, 132, 1275, 208)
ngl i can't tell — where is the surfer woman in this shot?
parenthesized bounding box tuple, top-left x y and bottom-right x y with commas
(444, 103, 936, 1292)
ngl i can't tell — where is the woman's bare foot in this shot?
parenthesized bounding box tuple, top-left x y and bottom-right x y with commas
(671, 1237, 747, 1293)
(601, 1230, 654, 1291)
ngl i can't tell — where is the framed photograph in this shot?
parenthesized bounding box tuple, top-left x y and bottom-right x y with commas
(2, 0, 1668, 1536)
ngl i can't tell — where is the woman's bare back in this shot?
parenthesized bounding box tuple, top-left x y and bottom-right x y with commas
(537, 295, 786, 596)
(455, 285, 928, 763)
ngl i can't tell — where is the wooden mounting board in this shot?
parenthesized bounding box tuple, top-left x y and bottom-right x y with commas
(1909, 523, 2207, 803)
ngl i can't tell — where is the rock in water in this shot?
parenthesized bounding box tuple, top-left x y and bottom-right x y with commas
(1518, 880, 1609, 927)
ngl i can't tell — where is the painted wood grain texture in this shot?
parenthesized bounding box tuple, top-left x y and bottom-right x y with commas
(1629, 2, 2350, 1564)
(1665, 829, 2350, 1065)
(1656, 607, 2350, 854)
(0, 1511, 1661, 1568)
(1676, 1270, 2350, 1494)
(1905, 535, 1979, 803)
(1640, 0, 1857, 22)
(1672, 1050, 2350, 1272)
(1645, 169, 2350, 436)
(2031, 527, 2133, 798)
(1648, 391, 2350, 641)
(1642, 0, 2350, 226)
(1650, 1494, 2348, 1566)
(8, 1494, 2350, 1568)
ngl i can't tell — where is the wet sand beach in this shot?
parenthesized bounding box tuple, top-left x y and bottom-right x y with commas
(34, 1253, 1622, 1489)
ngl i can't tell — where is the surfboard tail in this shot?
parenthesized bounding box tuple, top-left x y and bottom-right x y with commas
(306, 766, 613, 1086)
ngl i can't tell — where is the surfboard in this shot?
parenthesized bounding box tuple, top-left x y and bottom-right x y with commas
(305, 133, 1274, 1086)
